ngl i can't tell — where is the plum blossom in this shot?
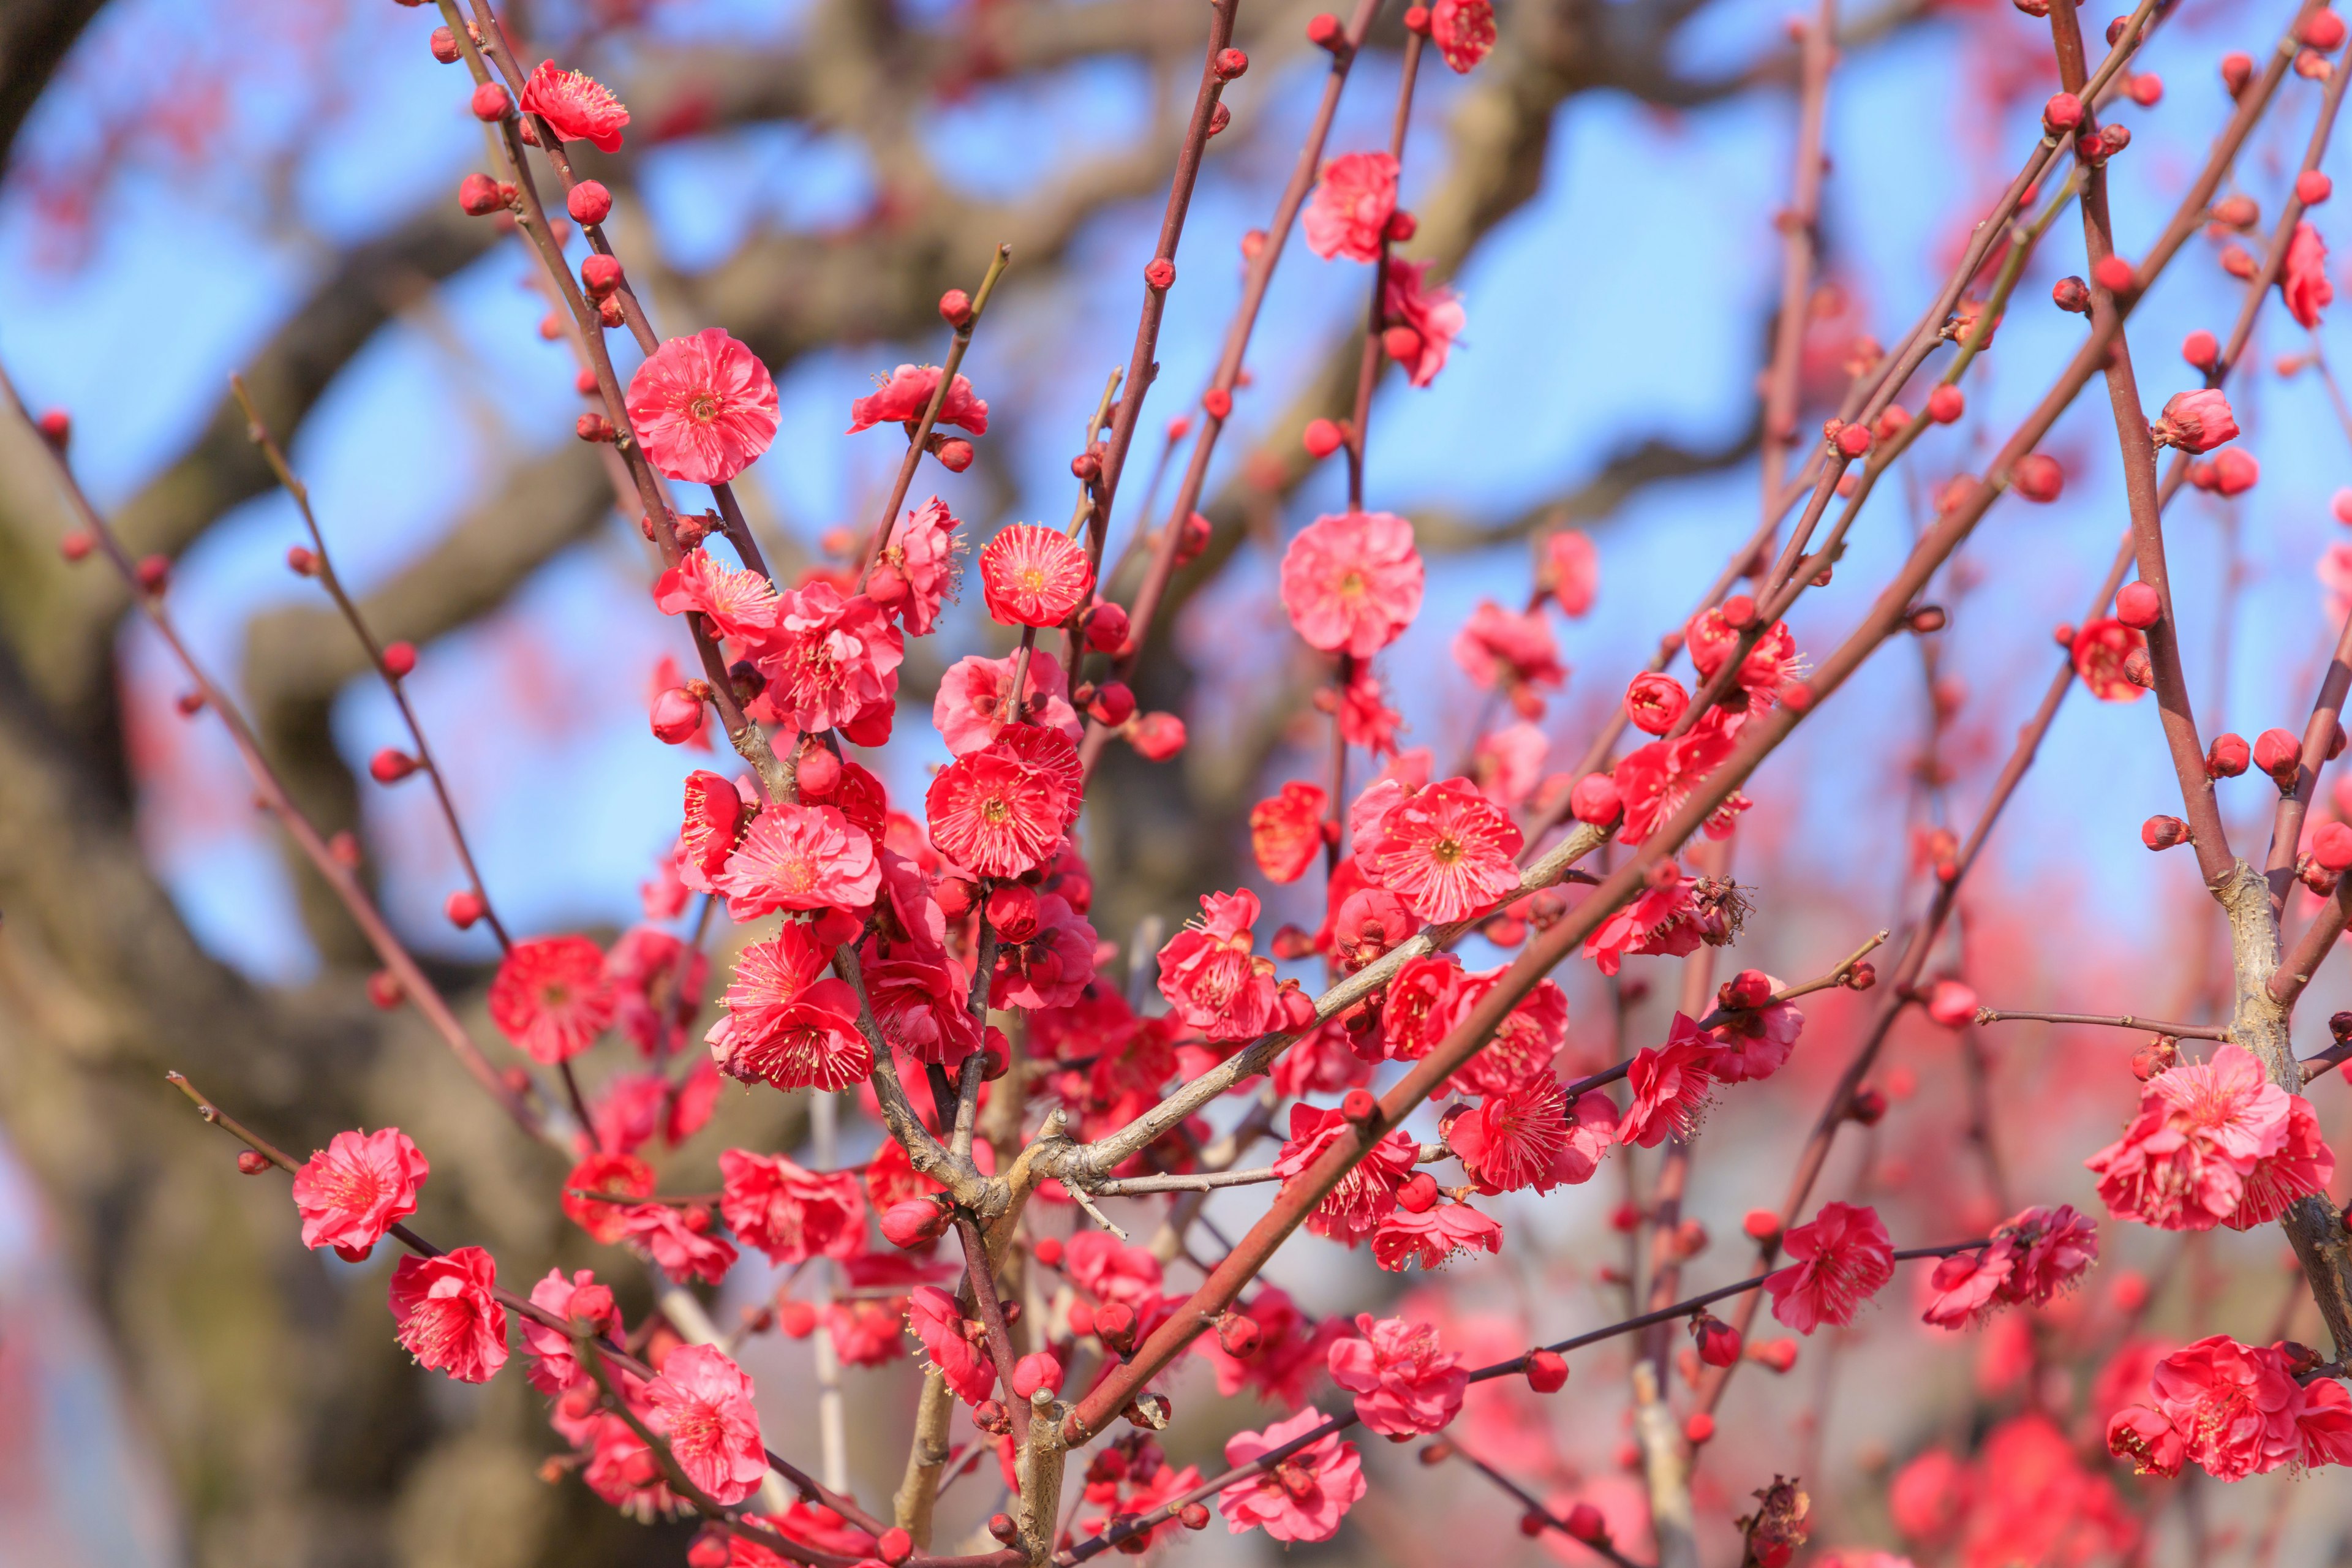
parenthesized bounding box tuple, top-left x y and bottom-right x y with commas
(719, 1149, 867, 1264)
(2070, 618, 2147, 703)
(1251, 780, 1330, 883)
(652, 547, 779, 641)
(647, 1344, 768, 1506)
(1451, 1076, 1615, 1193)
(1452, 601, 1565, 706)
(490, 935, 614, 1064)
(521, 61, 630, 152)
(1303, 152, 1398, 262)
(292, 1127, 428, 1261)
(1617, 1022, 1721, 1147)
(2084, 1043, 2332, 1231)
(906, 1285, 997, 1404)
(1546, 529, 1598, 615)
(625, 330, 777, 484)
(2106, 1335, 2352, 1480)
(848, 364, 989, 434)
(1359, 777, 1523, 922)
(1764, 1202, 1894, 1333)
(748, 582, 902, 739)
(389, 1246, 508, 1383)
(978, 523, 1093, 628)
(926, 735, 1072, 879)
(617, 1202, 738, 1284)
(1430, 0, 1496, 71)
(713, 803, 879, 919)
(870, 496, 962, 635)
(1612, 708, 1751, 845)
(522, 1268, 618, 1395)
(1157, 889, 1281, 1041)
(1217, 1408, 1366, 1542)
(1280, 510, 1425, 656)
(707, 927, 872, 1091)
(2284, 221, 2332, 329)
(1274, 1102, 1421, 1243)
(1370, 1198, 1503, 1270)
(1328, 1314, 1466, 1436)
(933, 649, 1082, 755)
(1438, 969, 1567, 1095)
(1382, 260, 1466, 386)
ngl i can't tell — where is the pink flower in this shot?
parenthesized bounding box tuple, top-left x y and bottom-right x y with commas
(2137, 1336, 2310, 1480)
(1273, 1102, 1420, 1243)
(1921, 1246, 2013, 1330)
(1764, 1202, 1894, 1334)
(707, 927, 872, 1091)
(1303, 151, 1399, 263)
(389, 1246, 508, 1383)
(847, 364, 989, 435)
(1218, 1409, 1366, 1542)
(2150, 388, 2239, 453)
(292, 1127, 428, 1261)
(1994, 1204, 2098, 1305)
(1616, 1020, 1720, 1147)
(906, 1285, 997, 1404)
(1612, 707, 1751, 846)
(978, 523, 1093, 628)
(1251, 780, 1331, 884)
(1685, 607, 1802, 707)
(1370, 1198, 1502, 1270)
(679, 769, 750, 883)
(564, 1151, 654, 1244)
(933, 649, 1082, 755)
(871, 496, 963, 635)
(714, 803, 880, 919)
(1338, 665, 1405, 756)
(652, 546, 780, 641)
(1705, 978, 1802, 1082)
(1279, 509, 1425, 656)
(607, 925, 707, 1057)
(1076, 1452, 1204, 1552)
(625, 330, 778, 484)
(1430, 0, 1497, 70)
(1359, 777, 1523, 923)
(1327, 1314, 1466, 1437)
(1377, 954, 1463, 1060)
(1438, 969, 1567, 1096)
(989, 891, 1096, 1011)
(926, 737, 1072, 879)
(1546, 529, 1598, 616)
(520, 61, 629, 152)
(1157, 888, 1281, 1040)
(1382, 260, 1466, 386)
(824, 1299, 908, 1367)
(1062, 1231, 1165, 1311)
(2285, 221, 2332, 328)
(861, 951, 984, 1066)
(1452, 601, 1565, 695)
(1583, 871, 1707, 978)
(647, 1343, 767, 1506)
(617, 1202, 739, 1284)
(1470, 722, 1547, 807)
(2084, 1042, 2329, 1231)
(489, 935, 614, 1064)
(1192, 1284, 1347, 1407)
(521, 1267, 618, 1395)
(747, 582, 902, 739)
(2070, 617, 2147, 704)
(1450, 1076, 1611, 1193)
(719, 1148, 867, 1265)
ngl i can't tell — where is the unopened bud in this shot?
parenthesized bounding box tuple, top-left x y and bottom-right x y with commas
(470, 81, 512, 121)
(2141, 814, 2190, 851)
(1525, 1349, 1569, 1393)
(2115, 581, 2161, 629)
(237, 1150, 273, 1175)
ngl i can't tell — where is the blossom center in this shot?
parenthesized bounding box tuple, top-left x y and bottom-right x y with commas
(688, 393, 720, 424)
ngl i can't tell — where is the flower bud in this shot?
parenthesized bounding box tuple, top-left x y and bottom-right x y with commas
(367, 970, 405, 1009)
(1093, 1300, 1137, 1352)
(1749, 1338, 1799, 1373)
(566, 180, 612, 225)
(933, 437, 975, 472)
(1306, 12, 1346, 50)
(576, 413, 615, 443)
(1216, 1311, 1262, 1358)
(1846, 960, 1877, 990)
(1849, 1085, 1888, 1125)
(1569, 772, 1623, 826)
(2052, 275, 2091, 313)
(881, 1196, 953, 1249)
(2115, 581, 2160, 629)
(938, 288, 973, 328)
(2206, 732, 2250, 778)
(369, 747, 420, 783)
(2301, 170, 2335, 206)
(2306, 8, 2348, 50)
(1278, 984, 1318, 1033)
(59, 531, 93, 564)
(1525, 1349, 1569, 1393)
(1718, 969, 1773, 1012)
(1215, 46, 1249, 78)
(2124, 649, 2154, 690)
(1031, 1235, 1065, 1267)
(1690, 1312, 1742, 1367)
(2255, 726, 2303, 788)
(2011, 453, 2064, 502)
(1088, 680, 1137, 727)
(1623, 672, 1690, 736)
(650, 687, 704, 744)
(1386, 209, 1418, 242)
(1180, 1502, 1212, 1531)
(2314, 821, 2352, 873)
(581, 253, 624, 299)
(1566, 1503, 1607, 1543)
(1129, 712, 1186, 761)
(1684, 1412, 1717, 1444)
(2128, 71, 2163, 107)
(1011, 1351, 1063, 1401)
(1340, 1087, 1378, 1124)
(2131, 1036, 2179, 1081)
(1302, 417, 1344, 458)
(2149, 388, 2239, 452)
(429, 26, 461, 62)
(987, 882, 1041, 942)
(974, 1401, 1012, 1438)
(878, 1526, 914, 1566)
(445, 889, 485, 929)
(1915, 384, 1962, 427)
(2141, 814, 2190, 851)
(2043, 91, 2084, 131)
(1395, 1170, 1439, 1213)
(1743, 1208, 1782, 1242)
(470, 81, 513, 121)
(1144, 257, 1176, 290)
(2092, 254, 2136, 295)
(2211, 447, 2259, 496)
(1381, 323, 1424, 363)
(1084, 601, 1129, 653)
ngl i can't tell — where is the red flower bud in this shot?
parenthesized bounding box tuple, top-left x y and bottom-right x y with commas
(2211, 447, 2260, 496)
(1303, 417, 1344, 458)
(1215, 46, 1249, 78)
(1093, 1300, 1137, 1352)
(987, 882, 1041, 942)
(237, 1150, 273, 1175)
(1748, 1338, 1799, 1373)
(2092, 254, 2137, 295)
(1833, 421, 1871, 458)
(2128, 71, 2163, 107)
(1217, 1313, 1262, 1358)
(934, 437, 975, 472)
(1011, 1351, 1063, 1401)
(2115, 581, 2161, 629)
(2043, 91, 2084, 131)
(1201, 387, 1232, 420)
(2206, 731, 2250, 777)
(445, 889, 485, 929)
(135, 554, 170, 593)
(1340, 1087, 1378, 1123)
(1395, 1171, 1439, 1213)
(1849, 1086, 1888, 1125)
(1683, 1412, 1717, 1444)
(1742, 1208, 1782, 1242)
(1623, 672, 1691, 736)
(1278, 984, 1318, 1033)
(2305, 8, 2347, 50)
(2255, 726, 2303, 786)
(650, 687, 705, 744)
(1518, 1513, 1547, 1539)
(2011, 453, 2064, 502)
(581, 253, 624, 299)
(2051, 275, 2091, 313)
(367, 970, 405, 1009)
(369, 747, 421, 784)
(1525, 1349, 1569, 1393)
(1306, 12, 1346, 50)
(2181, 329, 2220, 372)
(1144, 257, 1176, 290)
(2141, 814, 2190, 851)
(380, 641, 417, 679)
(1031, 1235, 1065, 1267)
(2314, 822, 2352, 873)
(1690, 1313, 1742, 1367)
(1569, 772, 1623, 826)
(59, 530, 92, 564)
(1384, 209, 1417, 243)
(2222, 51, 2255, 95)
(428, 25, 462, 62)
(1129, 712, 1186, 761)
(2213, 194, 2259, 228)
(470, 81, 513, 121)
(1924, 384, 1964, 424)
(1086, 680, 1136, 727)
(878, 1526, 913, 1566)
(2301, 170, 2334, 206)
(938, 288, 973, 327)
(881, 1196, 953, 1250)
(1382, 324, 1424, 363)
(773, 1298, 816, 1341)
(565, 180, 612, 225)
(1565, 1502, 1607, 1543)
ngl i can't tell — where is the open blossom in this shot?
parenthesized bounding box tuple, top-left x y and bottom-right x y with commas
(2283, 220, 2332, 329)
(1685, 607, 1801, 707)
(1924, 1204, 2098, 1329)
(870, 496, 962, 635)
(389, 1246, 508, 1383)
(1470, 721, 1547, 807)
(719, 1148, 867, 1264)
(1765, 1202, 1895, 1334)
(1617, 1025, 1720, 1147)
(2084, 1042, 2332, 1231)
(1430, 0, 1497, 70)
(1337, 665, 1404, 756)
(1583, 869, 1708, 977)
(906, 1285, 996, 1404)
(490, 935, 614, 1064)
(618, 1201, 739, 1284)
(647, 1344, 767, 1506)
(1439, 970, 1567, 1095)
(926, 737, 1071, 878)
(625, 330, 778, 484)
(1063, 1231, 1165, 1311)
(1275, 1103, 1422, 1242)
(1303, 151, 1398, 262)
(1612, 709, 1751, 846)
(750, 582, 902, 739)
(1280, 510, 1425, 656)
(521, 1268, 618, 1395)
(1706, 980, 1802, 1082)
(1218, 1408, 1366, 1542)
(2071, 617, 2147, 703)
(860, 951, 984, 1065)
(1158, 889, 1282, 1040)
(1452, 601, 1564, 695)
(1382, 260, 1466, 386)
(1451, 1076, 1613, 1192)
(292, 1128, 428, 1261)
(1360, 777, 1523, 922)
(990, 891, 1096, 1011)
(1193, 1284, 1347, 1407)
(2106, 1335, 2352, 1480)
(2150, 388, 2239, 452)
(708, 927, 871, 1090)
(564, 1150, 654, 1244)
(679, 769, 750, 884)
(1329, 1314, 1466, 1437)
(1379, 954, 1464, 1060)
(1371, 1197, 1502, 1271)
(978, 523, 1093, 627)
(933, 649, 1081, 755)
(653, 546, 779, 641)
(847, 364, 989, 434)
(1251, 780, 1330, 884)
(1545, 528, 1598, 615)
(714, 803, 879, 919)
(520, 61, 630, 152)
